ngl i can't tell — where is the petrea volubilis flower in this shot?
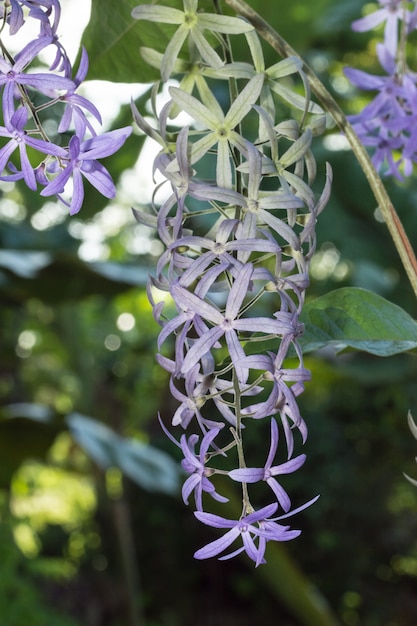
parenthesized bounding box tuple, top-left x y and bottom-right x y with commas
(131, 0, 331, 564)
(0, 0, 131, 212)
(57, 47, 103, 137)
(180, 427, 229, 511)
(194, 503, 301, 567)
(0, 106, 66, 189)
(0, 35, 73, 121)
(132, 0, 254, 81)
(40, 127, 132, 215)
(345, 1, 417, 178)
(351, 0, 409, 56)
(229, 418, 306, 511)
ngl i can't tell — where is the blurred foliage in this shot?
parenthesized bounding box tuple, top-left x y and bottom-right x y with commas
(2, 0, 417, 625)
(0, 494, 80, 626)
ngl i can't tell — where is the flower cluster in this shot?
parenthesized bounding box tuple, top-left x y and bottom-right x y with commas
(132, 0, 331, 565)
(0, 0, 131, 213)
(345, 0, 417, 178)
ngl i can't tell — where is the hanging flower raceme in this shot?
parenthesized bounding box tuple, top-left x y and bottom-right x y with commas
(0, 0, 131, 213)
(345, 0, 417, 179)
(132, 0, 332, 565)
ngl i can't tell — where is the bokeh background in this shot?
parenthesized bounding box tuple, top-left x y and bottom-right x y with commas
(2, 1, 417, 625)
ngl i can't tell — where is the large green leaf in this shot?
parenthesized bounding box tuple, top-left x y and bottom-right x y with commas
(83, 0, 227, 83)
(84, 0, 337, 82)
(300, 287, 417, 356)
(82, 0, 178, 83)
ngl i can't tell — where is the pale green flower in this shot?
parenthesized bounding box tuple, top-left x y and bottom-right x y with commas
(132, 0, 254, 81)
(238, 105, 315, 209)
(213, 30, 323, 142)
(139, 46, 222, 119)
(244, 30, 322, 116)
(169, 73, 264, 188)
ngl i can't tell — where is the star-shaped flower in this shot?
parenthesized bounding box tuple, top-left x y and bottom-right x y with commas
(194, 496, 319, 565)
(194, 503, 300, 566)
(240, 335, 310, 456)
(168, 215, 282, 282)
(189, 141, 304, 249)
(229, 418, 306, 511)
(58, 47, 102, 137)
(238, 106, 315, 207)
(169, 74, 264, 187)
(171, 263, 295, 383)
(0, 36, 74, 125)
(213, 30, 322, 141)
(0, 106, 66, 190)
(351, 0, 410, 56)
(2, 0, 24, 34)
(344, 44, 407, 123)
(132, 0, 254, 81)
(180, 427, 228, 511)
(40, 127, 132, 214)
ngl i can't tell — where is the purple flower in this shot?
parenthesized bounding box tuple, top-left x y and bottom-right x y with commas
(168, 217, 282, 280)
(236, 333, 310, 456)
(168, 368, 221, 430)
(229, 418, 306, 511)
(21, 0, 62, 35)
(0, 36, 74, 125)
(2, 0, 25, 34)
(0, 106, 66, 190)
(189, 141, 305, 250)
(171, 263, 295, 383)
(40, 127, 133, 214)
(194, 503, 300, 566)
(131, 4, 331, 562)
(344, 45, 406, 123)
(360, 128, 403, 179)
(156, 291, 213, 376)
(344, 42, 417, 177)
(351, 0, 409, 56)
(180, 427, 228, 511)
(25, 0, 70, 74)
(58, 47, 102, 136)
(157, 354, 261, 429)
(194, 495, 319, 565)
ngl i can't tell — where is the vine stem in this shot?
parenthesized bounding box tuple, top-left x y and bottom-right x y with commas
(224, 0, 417, 300)
(232, 370, 252, 514)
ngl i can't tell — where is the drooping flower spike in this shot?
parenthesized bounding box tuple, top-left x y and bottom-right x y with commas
(132, 0, 331, 564)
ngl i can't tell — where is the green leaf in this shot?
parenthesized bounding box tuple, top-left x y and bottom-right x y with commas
(300, 287, 417, 356)
(81, 0, 174, 83)
(84, 0, 210, 83)
(67, 413, 179, 495)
